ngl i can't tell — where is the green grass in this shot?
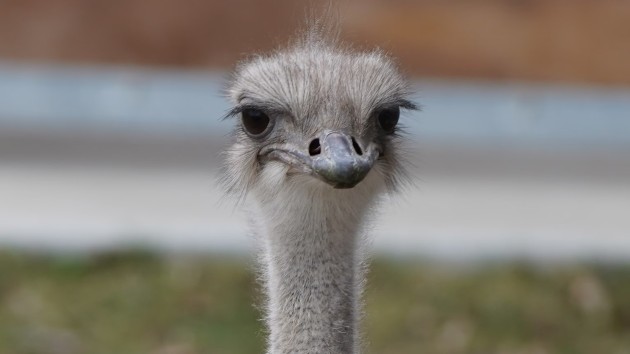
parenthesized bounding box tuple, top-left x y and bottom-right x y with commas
(0, 250, 629, 354)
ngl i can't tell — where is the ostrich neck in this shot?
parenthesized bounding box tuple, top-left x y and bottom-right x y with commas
(258, 196, 366, 354)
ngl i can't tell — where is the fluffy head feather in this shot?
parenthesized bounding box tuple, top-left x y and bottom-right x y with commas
(222, 27, 416, 201)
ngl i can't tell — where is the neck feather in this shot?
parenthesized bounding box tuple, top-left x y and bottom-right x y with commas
(254, 184, 374, 354)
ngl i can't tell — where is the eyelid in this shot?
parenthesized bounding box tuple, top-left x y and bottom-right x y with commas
(224, 103, 296, 125)
(369, 99, 418, 118)
(223, 104, 262, 119)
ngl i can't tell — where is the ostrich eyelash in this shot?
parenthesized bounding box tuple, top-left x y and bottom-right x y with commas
(398, 99, 420, 111)
(384, 98, 419, 112)
(223, 103, 290, 121)
(222, 104, 262, 120)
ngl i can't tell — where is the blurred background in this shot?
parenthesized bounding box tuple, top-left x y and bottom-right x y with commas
(1, 0, 629, 353)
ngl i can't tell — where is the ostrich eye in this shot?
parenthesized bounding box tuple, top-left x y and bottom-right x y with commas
(241, 108, 271, 137)
(377, 107, 400, 134)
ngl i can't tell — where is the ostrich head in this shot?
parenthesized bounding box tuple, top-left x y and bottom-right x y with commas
(223, 31, 416, 208)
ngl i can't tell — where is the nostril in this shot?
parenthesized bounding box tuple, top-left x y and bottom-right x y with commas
(309, 138, 321, 156)
(351, 137, 363, 156)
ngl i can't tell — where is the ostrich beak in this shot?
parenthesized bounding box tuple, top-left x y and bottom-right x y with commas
(259, 131, 380, 189)
(310, 131, 378, 188)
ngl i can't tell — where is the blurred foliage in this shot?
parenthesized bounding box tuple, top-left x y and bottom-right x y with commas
(0, 250, 629, 354)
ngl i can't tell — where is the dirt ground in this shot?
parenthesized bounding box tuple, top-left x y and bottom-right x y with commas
(1, 0, 629, 85)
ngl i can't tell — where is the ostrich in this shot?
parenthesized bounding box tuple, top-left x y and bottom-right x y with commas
(222, 22, 416, 354)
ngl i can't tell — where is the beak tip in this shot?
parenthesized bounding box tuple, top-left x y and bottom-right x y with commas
(312, 156, 373, 188)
